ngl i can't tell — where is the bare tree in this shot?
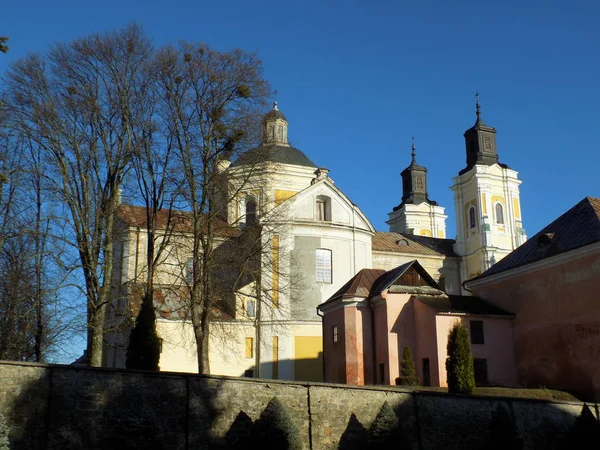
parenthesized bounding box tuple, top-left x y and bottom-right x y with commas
(156, 42, 270, 373)
(0, 37, 7, 54)
(2, 24, 153, 366)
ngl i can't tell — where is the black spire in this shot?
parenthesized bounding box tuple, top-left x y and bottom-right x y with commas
(459, 93, 505, 175)
(393, 138, 438, 210)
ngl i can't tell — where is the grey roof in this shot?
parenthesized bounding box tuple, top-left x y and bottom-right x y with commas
(373, 232, 458, 257)
(231, 144, 317, 168)
(473, 196, 600, 280)
(417, 295, 513, 316)
(264, 108, 287, 122)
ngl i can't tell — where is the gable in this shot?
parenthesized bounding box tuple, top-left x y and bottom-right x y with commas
(276, 179, 375, 232)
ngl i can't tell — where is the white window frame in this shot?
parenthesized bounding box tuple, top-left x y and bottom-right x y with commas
(316, 248, 332, 283)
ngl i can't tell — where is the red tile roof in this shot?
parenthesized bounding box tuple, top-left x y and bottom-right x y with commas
(115, 205, 240, 238)
(474, 196, 600, 280)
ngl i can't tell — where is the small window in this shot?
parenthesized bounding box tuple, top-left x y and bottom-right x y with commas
(245, 198, 257, 225)
(473, 358, 489, 385)
(470, 320, 485, 345)
(315, 195, 331, 221)
(469, 206, 476, 229)
(332, 326, 338, 343)
(246, 299, 256, 318)
(495, 203, 504, 224)
(245, 337, 254, 358)
(316, 248, 332, 283)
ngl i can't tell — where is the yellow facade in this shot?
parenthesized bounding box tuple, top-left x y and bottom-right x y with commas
(481, 193, 487, 214)
(513, 197, 521, 220)
(294, 336, 323, 382)
(274, 189, 297, 206)
(438, 230, 445, 238)
(420, 229, 432, 237)
(272, 235, 279, 307)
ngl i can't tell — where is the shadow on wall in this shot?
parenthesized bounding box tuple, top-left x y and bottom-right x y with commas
(335, 395, 600, 450)
(2, 363, 220, 450)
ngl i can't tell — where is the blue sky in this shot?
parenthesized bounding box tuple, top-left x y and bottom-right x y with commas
(2, 0, 599, 239)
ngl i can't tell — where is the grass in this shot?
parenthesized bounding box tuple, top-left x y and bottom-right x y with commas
(407, 386, 581, 402)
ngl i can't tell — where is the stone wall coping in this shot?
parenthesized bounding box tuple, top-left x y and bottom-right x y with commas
(0, 359, 588, 408)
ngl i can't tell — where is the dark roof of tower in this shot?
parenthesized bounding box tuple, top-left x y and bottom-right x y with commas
(471, 196, 600, 280)
(264, 108, 287, 122)
(231, 144, 317, 168)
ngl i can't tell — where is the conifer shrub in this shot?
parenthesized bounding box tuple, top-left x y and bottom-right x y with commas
(368, 401, 401, 450)
(486, 404, 522, 450)
(253, 397, 303, 450)
(445, 322, 475, 394)
(126, 293, 161, 371)
(396, 346, 419, 386)
(0, 412, 9, 450)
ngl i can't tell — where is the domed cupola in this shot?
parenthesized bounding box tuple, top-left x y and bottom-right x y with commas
(263, 101, 289, 146)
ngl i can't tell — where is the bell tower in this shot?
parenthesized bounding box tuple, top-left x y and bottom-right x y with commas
(387, 138, 447, 238)
(451, 95, 527, 285)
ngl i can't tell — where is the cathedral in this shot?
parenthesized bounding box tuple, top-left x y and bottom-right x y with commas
(107, 97, 528, 384)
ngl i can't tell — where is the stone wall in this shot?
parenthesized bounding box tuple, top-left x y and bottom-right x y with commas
(0, 361, 596, 450)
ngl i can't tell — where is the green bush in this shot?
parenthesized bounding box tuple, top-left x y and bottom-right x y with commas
(253, 397, 302, 450)
(445, 322, 475, 394)
(396, 346, 419, 386)
(0, 412, 9, 450)
(368, 401, 401, 449)
(126, 293, 161, 371)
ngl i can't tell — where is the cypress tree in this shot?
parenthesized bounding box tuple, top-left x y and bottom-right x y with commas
(253, 397, 302, 450)
(126, 293, 161, 371)
(445, 322, 475, 394)
(396, 346, 419, 386)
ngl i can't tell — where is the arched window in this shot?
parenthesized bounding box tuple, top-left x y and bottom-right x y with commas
(469, 206, 476, 229)
(316, 195, 331, 221)
(495, 203, 504, 224)
(245, 198, 257, 225)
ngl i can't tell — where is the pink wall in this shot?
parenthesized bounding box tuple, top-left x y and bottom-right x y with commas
(414, 300, 440, 385)
(472, 249, 600, 399)
(380, 293, 414, 384)
(434, 314, 517, 387)
(322, 306, 346, 384)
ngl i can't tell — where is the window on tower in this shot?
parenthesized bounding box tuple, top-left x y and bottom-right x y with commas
(469, 206, 476, 229)
(315, 195, 331, 221)
(245, 196, 257, 225)
(495, 203, 504, 224)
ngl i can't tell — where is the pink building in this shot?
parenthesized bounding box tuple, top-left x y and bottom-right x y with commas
(317, 260, 517, 387)
(466, 197, 600, 400)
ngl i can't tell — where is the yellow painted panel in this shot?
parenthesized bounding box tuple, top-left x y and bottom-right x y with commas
(272, 235, 279, 307)
(498, 227, 505, 233)
(513, 197, 521, 220)
(245, 337, 253, 358)
(272, 336, 279, 379)
(420, 229, 432, 237)
(438, 230, 445, 238)
(294, 336, 323, 382)
(481, 193, 487, 214)
(274, 189, 297, 206)
(491, 195, 505, 205)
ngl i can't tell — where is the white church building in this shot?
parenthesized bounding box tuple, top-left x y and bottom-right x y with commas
(105, 99, 526, 382)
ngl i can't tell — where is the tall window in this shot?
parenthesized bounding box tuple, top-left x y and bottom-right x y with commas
(245, 198, 257, 225)
(470, 320, 485, 345)
(332, 326, 338, 343)
(422, 358, 431, 386)
(185, 258, 194, 285)
(495, 203, 504, 224)
(316, 248, 332, 283)
(246, 299, 256, 317)
(315, 195, 331, 221)
(469, 206, 476, 229)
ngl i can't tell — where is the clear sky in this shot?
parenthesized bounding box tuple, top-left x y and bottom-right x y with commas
(2, 0, 599, 239)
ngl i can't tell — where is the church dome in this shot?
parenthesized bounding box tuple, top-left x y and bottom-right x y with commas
(263, 107, 287, 122)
